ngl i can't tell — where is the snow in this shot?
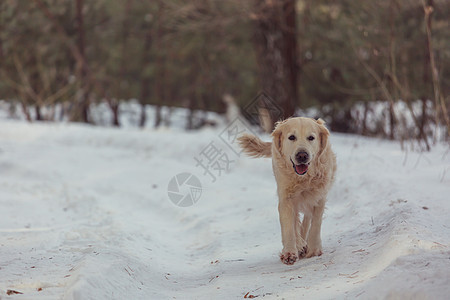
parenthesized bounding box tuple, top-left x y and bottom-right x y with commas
(0, 110, 449, 299)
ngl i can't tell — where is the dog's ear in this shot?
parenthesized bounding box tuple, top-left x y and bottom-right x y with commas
(316, 118, 330, 153)
(271, 120, 287, 154)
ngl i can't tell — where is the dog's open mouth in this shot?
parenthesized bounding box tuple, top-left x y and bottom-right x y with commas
(290, 158, 309, 175)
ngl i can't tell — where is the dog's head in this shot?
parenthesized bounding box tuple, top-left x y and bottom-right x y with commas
(272, 117, 330, 176)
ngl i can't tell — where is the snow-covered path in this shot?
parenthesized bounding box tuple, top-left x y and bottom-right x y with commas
(0, 120, 449, 299)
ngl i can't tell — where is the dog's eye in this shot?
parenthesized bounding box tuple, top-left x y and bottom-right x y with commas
(288, 135, 296, 141)
(307, 136, 315, 141)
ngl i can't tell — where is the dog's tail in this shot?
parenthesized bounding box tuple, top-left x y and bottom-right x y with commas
(237, 133, 272, 158)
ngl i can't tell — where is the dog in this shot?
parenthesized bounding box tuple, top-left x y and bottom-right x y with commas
(238, 117, 336, 265)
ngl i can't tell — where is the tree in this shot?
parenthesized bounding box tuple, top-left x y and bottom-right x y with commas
(252, 0, 298, 130)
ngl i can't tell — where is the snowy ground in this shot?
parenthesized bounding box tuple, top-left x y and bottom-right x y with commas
(0, 112, 449, 299)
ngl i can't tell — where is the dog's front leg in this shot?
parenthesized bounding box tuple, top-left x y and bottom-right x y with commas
(278, 201, 298, 265)
(296, 214, 311, 258)
(305, 202, 325, 258)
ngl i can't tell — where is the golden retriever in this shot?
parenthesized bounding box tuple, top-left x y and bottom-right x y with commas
(238, 117, 336, 265)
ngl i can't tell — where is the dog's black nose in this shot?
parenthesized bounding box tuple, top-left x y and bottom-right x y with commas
(296, 151, 309, 163)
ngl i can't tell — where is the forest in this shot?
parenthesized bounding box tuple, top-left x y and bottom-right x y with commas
(1, 2, 450, 298)
(0, 0, 448, 148)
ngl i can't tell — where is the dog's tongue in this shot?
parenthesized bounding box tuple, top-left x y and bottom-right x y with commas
(295, 164, 308, 175)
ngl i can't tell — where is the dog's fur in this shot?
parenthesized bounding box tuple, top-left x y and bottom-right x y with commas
(238, 117, 336, 265)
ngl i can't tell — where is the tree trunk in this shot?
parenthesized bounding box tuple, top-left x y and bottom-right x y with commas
(155, 105, 162, 128)
(139, 24, 152, 128)
(111, 101, 120, 126)
(109, 0, 133, 128)
(421, 98, 427, 137)
(282, 0, 298, 116)
(139, 104, 147, 128)
(186, 98, 195, 130)
(75, 0, 89, 123)
(388, 102, 395, 140)
(362, 101, 369, 136)
(154, 0, 165, 129)
(35, 105, 42, 121)
(21, 101, 32, 122)
(252, 0, 298, 130)
(422, 0, 450, 137)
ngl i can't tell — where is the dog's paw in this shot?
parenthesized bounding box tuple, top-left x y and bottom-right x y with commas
(298, 245, 308, 258)
(305, 247, 322, 258)
(280, 251, 298, 265)
(296, 237, 307, 256)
